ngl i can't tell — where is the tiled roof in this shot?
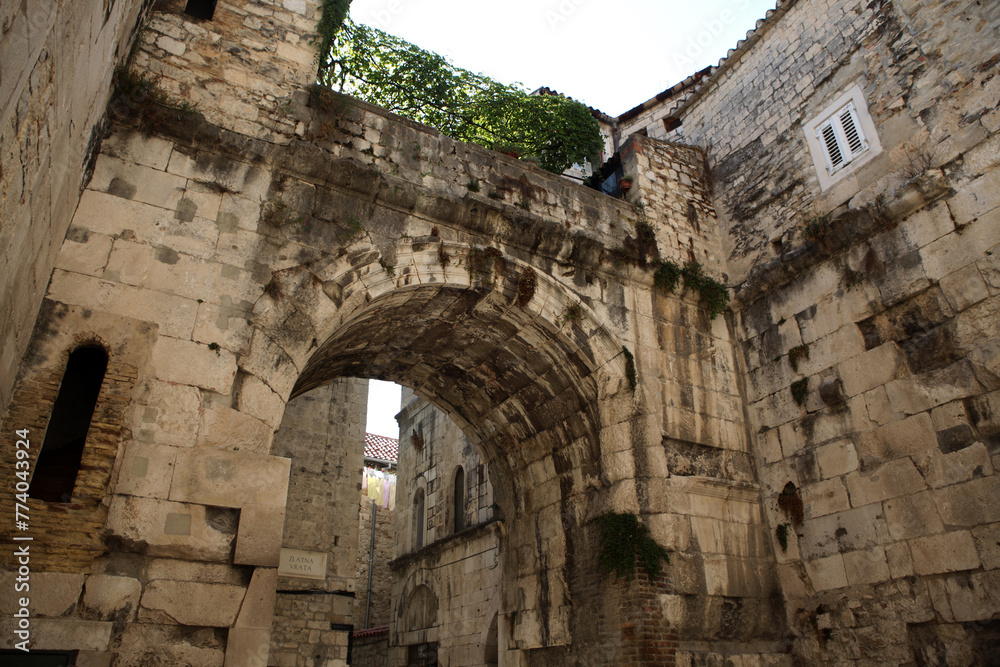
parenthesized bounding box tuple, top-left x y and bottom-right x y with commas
(364, 433, 398, 463)
(353, 625, 389, 638)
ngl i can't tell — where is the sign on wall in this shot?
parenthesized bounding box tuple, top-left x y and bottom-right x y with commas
(278, 548, 328, 581)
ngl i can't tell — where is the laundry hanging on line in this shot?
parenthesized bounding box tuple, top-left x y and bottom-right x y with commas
(363, 466, 396, 510)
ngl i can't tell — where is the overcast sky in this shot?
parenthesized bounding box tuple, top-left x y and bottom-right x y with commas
(348, 0, 779, 116)
(359, 0, 779, 438)
(367, 379, 403, 438)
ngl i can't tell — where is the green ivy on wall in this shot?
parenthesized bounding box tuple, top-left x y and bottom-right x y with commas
(316, 0, 353, 76)
(595, 512, 670, 580)
(652, 259, 730, 319)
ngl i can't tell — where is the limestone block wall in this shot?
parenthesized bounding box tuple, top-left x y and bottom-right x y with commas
(673, 0, 999, 284)
(620, 135, 727, 280)
(629, 0, 1000, 662)
(0, 0, 147, 408)
(395, 389, 495, 557)
(269, 378, 368, 667)
(615, 137, 782, 662)
(392, 389, 501, 667)
(733, 168, 1000, 662)
(355, 486, 396, 630)
(133, 0, 322, 141)
(1, 2, 789, 660)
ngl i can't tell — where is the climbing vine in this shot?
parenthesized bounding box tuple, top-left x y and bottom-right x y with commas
(595, 512, 670, 581)
(315, 0, 353, 77)
(319, 19, 603, 173)
(653, 259, 682, 293)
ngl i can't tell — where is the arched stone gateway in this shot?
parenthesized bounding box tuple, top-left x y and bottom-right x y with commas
(1, 1, 769, 665)
(6, 0, 1000, 664)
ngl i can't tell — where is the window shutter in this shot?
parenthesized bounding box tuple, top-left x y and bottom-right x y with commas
(817, 101, 868, 174)
(839, 103, 867, 158)
(819, 122, 844, 171)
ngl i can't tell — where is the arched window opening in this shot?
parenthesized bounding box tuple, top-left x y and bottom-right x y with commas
(413, 488, 425, 550)
(485, 613, 499, 666)
(453, 466, 465, 533)
(29, 345, 108, 502)
(184, 0, 218, 20)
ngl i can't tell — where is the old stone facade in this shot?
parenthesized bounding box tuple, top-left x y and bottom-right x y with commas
(0, 0, 998, 665)
(391, 388, 501, 666)
(615, 0, 1000, 662)
(355, 433, 398, 633)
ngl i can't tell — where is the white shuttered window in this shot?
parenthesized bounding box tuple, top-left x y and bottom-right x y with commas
(816, 101, 868, 174)
(804, 84, 882, 190)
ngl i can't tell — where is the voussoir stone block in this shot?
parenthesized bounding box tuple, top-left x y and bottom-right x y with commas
(235, 504, 286, 567)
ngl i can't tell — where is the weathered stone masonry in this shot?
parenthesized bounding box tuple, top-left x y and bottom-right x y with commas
(620, 0, 1000, 662)
(390, 388, 500, 666)
(2, 0, 998, 664)
(0, 0, 150, 411)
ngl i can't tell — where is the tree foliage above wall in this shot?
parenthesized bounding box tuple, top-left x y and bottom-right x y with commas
(318, 18, 604, 174)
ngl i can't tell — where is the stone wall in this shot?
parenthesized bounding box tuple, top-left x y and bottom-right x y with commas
(395, 389, 495, 556)
(355, 484, 396, 630)
(618, 0, 1000, 662)
(391, 389, 501, 667)
(0, 0, 147, 409)
(269, 378, 368, 667)
(0, 78, 779, 663)
(134, 0, 321, 141)
(0, 0, 918, 663)
(353, 630, 391, 667)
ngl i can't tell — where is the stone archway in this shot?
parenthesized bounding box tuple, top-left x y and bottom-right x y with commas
(1, 9, 780, 656)
(249, 240, 639, 655)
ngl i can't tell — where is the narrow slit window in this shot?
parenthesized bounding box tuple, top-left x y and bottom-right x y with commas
(414, 489, 425, 550)
(184, 0, 218, 20)
(453, 466, 465, 533)
(29, 346, 108, 503)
